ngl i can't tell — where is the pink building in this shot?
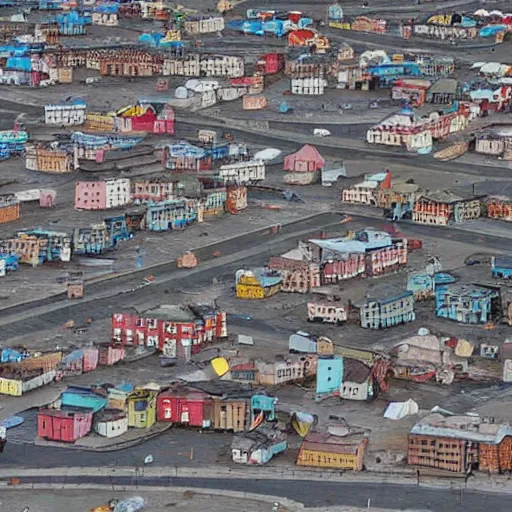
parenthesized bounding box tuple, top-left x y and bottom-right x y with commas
(75, 181, 105, 210)
(37, 408, 93, 443)
(75, 178, 131, 210)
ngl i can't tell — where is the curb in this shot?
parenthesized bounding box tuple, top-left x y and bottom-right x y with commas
(2, 465, 512, 496)
(32, 424, 171, 453)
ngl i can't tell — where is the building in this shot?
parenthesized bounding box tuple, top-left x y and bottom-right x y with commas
(0, 254, 19, 277)
(367, 105, 470, 151)
(184, 15, 225, 34)
(231, 426, 287, 465)
(283, 145, 324, 185)
(255, 355, 317, 386)
(157, 385, 213, 427)
(212, 397, 247, 431)
(341, 170, 392, 206)
(492, 256, 512, 280)
(98, 344, 125, 366)
(217, 160, 265, 184)
(391, 79, 431, 107)
(37, 408, 93, 442)
(61, 386, 108, 412)
(378, 183, 421, 220)
(316, 356, 389, 400)
(307, 295, 348, 324)
(310, 230, 408, 282)
(501, 339, 512, 382)
(297, 432, 368, 471)
(98, 49, 163, 77)
(131, 179, 175, 205)
(0, 194, 20, 224)
(360, 286, 415, 329)
(26, 144, 74, 173)
(112, 304, 227, 357)
(268, 254, 321, 294)
(435, 284, 500, 324)
(408, 414, 512, 474)
(413, 191, 481, 225)
(75, 178, 131, 210)
(235, 268, 282, 299)
(486, 196, 512, 221)
(44, 100, 86, 126)
(230, 363, 257, 383)
(226, 185, 248, 212)
(0, 352, 62, 396)
(145, 199, 198, 231)
(127, 388, 157, 428)
(114, 103, 174, 135)
(0, 230, 71, 266)
(426, 78, 458, 104)
(94, 409, 128, 438)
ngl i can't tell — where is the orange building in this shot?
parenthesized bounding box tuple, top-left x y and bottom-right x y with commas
(0, 195, 20, 224)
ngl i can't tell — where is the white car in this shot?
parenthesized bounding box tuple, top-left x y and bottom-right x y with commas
(314, 128, 331, 137)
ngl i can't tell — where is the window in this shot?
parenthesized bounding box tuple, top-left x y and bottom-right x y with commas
(134, 400, 147, 411)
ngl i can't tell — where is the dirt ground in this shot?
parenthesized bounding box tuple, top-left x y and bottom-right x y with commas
(0, 489, 274, 512)
(0, 489, 421, 512)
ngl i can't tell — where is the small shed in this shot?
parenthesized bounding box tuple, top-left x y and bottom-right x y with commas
(37, 408, 93, 443)
(231, 426, 287, 465)
(235, 268, 282, 299)
(212, 397, 248, 431)
(427, 78, 458, 104)
(296, 432, 368, 471)
(340, 358, 374, 401)
(94, 409, 128, 438)
(157, 385, 213, 427)
(127, 388, 157, 428)
(283, 144, 324, 185)
(98, 344, 125, 366)
(435, 284, 499, 324)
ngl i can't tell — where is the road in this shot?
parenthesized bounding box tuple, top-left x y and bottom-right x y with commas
(176, 115, 512, 181)
(1, 210, 510, 341)
(0, 473, 503, 510)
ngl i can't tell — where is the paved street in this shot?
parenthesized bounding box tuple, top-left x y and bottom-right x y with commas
(0, 474, 505, 511)
(1, 210, 511, 342)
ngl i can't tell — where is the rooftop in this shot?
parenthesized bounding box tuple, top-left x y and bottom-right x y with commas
(410, 414, 512, 444)
(301, 432, 367, 454)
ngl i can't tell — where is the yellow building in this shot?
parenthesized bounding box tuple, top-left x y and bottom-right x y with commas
(297, 433, 368, 471)
(217, 0, 232, 13)
(236, 269, 282, 300)
(127, 389, 157, 428)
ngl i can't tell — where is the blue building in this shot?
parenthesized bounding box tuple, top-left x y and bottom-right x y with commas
(435, 284, 499, 324)
(316, 356, 343, 396)
(367, 62, 422, 87)
(492, 256, 512, 280)
(145, 199, 197, 231)
(61, 386, 108, 413)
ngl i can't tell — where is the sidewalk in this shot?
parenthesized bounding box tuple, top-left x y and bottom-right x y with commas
(2, 464, 512, 495)
(34, 423, 171, 452)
